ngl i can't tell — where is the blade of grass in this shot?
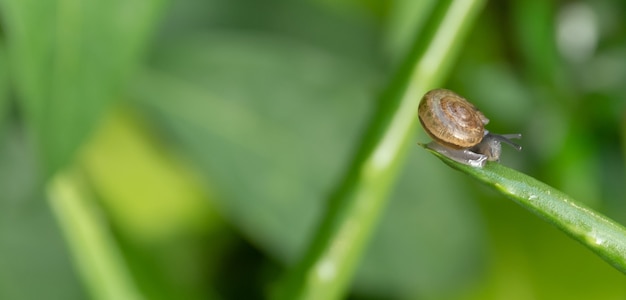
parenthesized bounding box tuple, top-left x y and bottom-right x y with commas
(277, 0, 486, 299)
(48, 168, 144, 300)
(424, 146, 626, 274)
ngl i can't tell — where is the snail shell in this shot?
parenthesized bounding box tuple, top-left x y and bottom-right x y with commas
(418, 89, 489, 149)
(418, 88, 522, 167)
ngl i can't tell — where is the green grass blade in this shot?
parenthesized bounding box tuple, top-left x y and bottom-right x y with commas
(277, 0, 486, 299)
(48, 169, 145, 300)
(424, 146, 626, 274)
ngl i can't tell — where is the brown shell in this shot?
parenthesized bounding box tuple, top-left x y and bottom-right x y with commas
(418, 89, 488, 149)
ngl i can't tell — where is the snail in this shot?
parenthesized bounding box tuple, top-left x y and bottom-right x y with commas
(418, 88, 521, 167)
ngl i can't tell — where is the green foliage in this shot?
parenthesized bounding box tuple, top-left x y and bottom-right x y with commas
(0, 0, 165, 176)
(2, 0, 626, 299)
(425, 146, 626, 274)
(49, 169, 143, 300)
(276, 0, 486, 298)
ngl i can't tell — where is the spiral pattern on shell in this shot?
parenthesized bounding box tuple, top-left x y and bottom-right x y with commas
(418, 89, 488, 149)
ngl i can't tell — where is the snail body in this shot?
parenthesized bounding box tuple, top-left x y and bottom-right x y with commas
(418, 89, 521, 167)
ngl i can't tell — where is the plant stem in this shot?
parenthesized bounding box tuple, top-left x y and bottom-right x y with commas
(48, 169, 144, 300)
(277, 0, 486, 299)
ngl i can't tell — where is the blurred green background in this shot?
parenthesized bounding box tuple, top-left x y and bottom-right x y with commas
(1, 0, 626, 299)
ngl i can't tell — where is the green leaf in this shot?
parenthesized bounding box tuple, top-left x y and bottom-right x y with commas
(0, 0, 166, 176)
(133, 28, 485, 298)
(133, 32, 377, 262)
(424, 146, 626, 274)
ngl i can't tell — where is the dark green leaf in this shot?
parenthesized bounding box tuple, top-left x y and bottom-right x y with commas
(0, 0, 166, 176)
